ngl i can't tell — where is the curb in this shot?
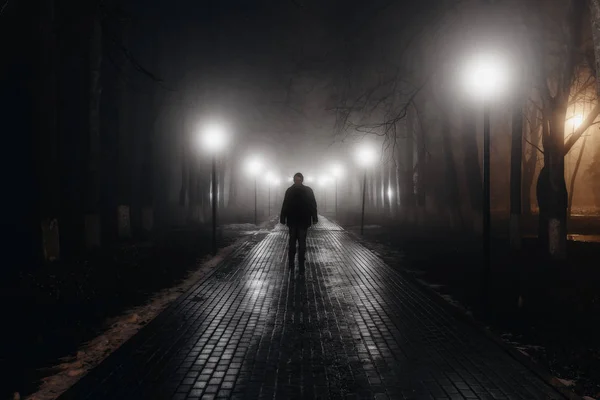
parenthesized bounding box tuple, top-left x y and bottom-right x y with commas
(346, 229, 582, 400)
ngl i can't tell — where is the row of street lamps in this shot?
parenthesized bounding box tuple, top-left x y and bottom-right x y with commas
(199, 50, 515, 288)
(200, 124, 381, 255)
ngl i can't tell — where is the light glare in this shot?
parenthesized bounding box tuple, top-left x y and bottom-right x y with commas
(462, 52, 511, 100)
(356, 145, 377, 167)
(201, 124, 227, 152)
(569, 115, 583, 130)
(331, 164, 344, 178)
(246, 158, 262, 176)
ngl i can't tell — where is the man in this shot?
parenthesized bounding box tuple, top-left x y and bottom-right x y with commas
(280, 172, 318, 268)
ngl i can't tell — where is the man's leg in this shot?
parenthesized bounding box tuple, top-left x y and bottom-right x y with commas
(288, 226, 297, 266)
(297, 227, 308, 264)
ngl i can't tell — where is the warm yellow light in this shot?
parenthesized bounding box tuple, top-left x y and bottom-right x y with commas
(569, 115, 584, 130)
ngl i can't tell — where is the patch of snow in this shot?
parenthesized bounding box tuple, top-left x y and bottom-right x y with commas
(24, 237, 245, 400)
(556, 378, 576, 387)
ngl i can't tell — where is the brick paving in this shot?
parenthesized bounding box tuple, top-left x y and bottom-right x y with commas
(58, 217, 565, 400)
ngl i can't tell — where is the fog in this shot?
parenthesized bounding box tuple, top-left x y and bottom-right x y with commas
(3, 0, 600, 262)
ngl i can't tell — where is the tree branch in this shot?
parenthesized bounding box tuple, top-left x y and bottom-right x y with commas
(525, 138, 544, 155)
(564, 101, 600, 154)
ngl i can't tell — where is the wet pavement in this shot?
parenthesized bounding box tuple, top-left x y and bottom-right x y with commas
(58, 217, 565, 400)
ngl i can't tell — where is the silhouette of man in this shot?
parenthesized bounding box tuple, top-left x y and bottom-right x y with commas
(280, 172, 318, 268)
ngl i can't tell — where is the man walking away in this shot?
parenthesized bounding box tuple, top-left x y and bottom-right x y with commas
(280, 172, 318, 269)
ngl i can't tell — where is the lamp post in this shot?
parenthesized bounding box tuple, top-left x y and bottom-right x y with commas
(462, 51, 511, 302)
(246, 157, 262, 225)
(355, 145, 377, 235)
(331, 164, 344, 218)
(200, 124, 227, 256)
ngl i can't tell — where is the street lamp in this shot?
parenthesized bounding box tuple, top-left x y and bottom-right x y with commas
(462, 51, 511, 299)
(200, 123, 228, 255)
(331, 164, 344, 218)
(246, 157, 262, 225)
(355, 145, 377, 235)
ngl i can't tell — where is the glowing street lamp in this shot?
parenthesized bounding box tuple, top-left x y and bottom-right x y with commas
(569, 114, 584, 130)
(355, 145, 377, 235)
(331, 164, 344, 218)
(462, 51, 511, 299)
(200, 123, 228, 255)
(246, 157, 262, 225)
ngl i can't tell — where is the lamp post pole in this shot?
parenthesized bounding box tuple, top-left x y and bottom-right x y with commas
(361, 169, 367, 235)
(335, 178, 338, 218)
(211, 155, 217, 255)
(254, 177, 257, 225)
(483, 101, 491, 299)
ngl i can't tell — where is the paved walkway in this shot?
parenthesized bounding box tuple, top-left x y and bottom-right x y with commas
(58, 217, 564, 400)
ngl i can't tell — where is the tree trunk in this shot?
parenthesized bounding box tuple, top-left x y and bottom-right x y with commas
(179, 143, 188, 207)
(116, 24, 132, 239)
(440, 115, 461, 230)
(38, 0, 60, 261)
(415, 111, 426, 208)
(509, 97, 524, 250)
(405, 106, 416, 217)
(85, 6, 102, 249)
(545, 108, 569, 259)
(522, 106, 540, 217)
(567, 134, 589, 220)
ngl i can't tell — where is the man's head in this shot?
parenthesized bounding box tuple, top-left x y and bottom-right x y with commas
(293, 172, 304, 185)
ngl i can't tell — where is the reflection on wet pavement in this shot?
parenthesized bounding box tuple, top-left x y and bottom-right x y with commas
(58, 217, 565, 400)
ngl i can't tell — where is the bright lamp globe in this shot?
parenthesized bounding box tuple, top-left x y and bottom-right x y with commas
(202, 124, 227, 152)
(463, 53, 510, 100)
(356, 146, 376, 167)
(246, 158, 262, 176)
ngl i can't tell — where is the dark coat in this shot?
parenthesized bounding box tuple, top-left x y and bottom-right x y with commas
(280, 184, 318, 228)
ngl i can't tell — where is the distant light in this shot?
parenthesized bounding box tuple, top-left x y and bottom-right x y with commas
(569, 115, 584, 130)
(319, 176, 331, 186)
(305, 176, 314, 183)
(331, 164, 344, 178)
(266, 171, 275, 184)
(387, 188, 393, 200)
(462, 52, 511, 100)
(355, 145, 377, 167)
(201, 123, 227, 153)
(246, 157, 262, 176)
